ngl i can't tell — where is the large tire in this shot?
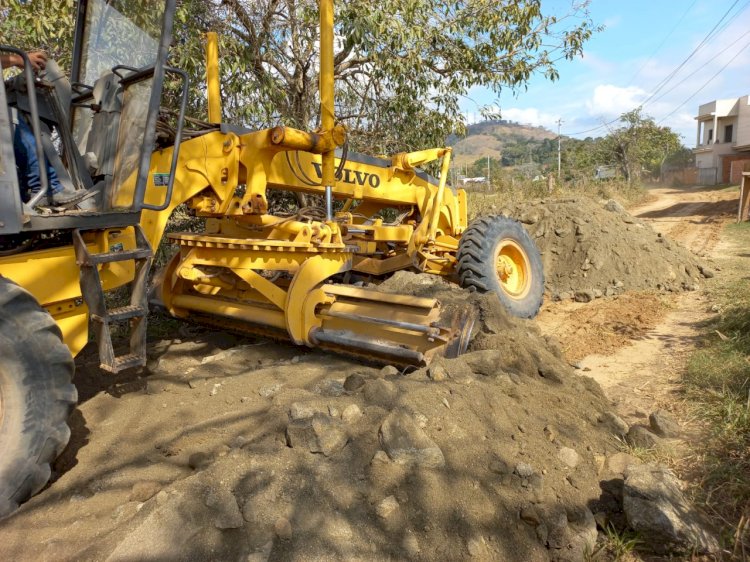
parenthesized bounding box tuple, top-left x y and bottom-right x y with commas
(457, 215, 544, 318)
(0, 278, 76, 519)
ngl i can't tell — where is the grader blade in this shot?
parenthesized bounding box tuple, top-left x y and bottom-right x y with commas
(310, 284, 476, 366)
(161, 255, 473, 367)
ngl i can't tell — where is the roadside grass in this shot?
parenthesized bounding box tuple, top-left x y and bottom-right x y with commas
(684, 220, 750, 556)
(586, 524, 642, 562)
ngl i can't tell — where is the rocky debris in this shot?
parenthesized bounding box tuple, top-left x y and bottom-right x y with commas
(375, 495, 400, 519)
(288, 402, 320, 421)
(499, 198, 707, 297)
(380, 365, 399, 377)
(274, 517, 293, 540)
(204, 485, 244, 529)
(623, 464, 720, 554)
(604, 452, 641, 476)
(515, 462, 535, 478)
(463, 349, 504, 377)
(379, 410, 445, 468)
(698, 264, 715, 278)
(598, 411, 629, 437)
(286, 413, 349, 456)
(5, 278, 641, 562)
(363, 378, 398, 408)
(521, 503, 598, 561)
(188, 451, 214, 470)
(314, 378, 345, 397)
(574, 290, 595, 303)
(557, 447, 580, 469)
(427, 362, 448, 381)
(604, 199, 625, 213)
(340, 403, 362, 424)
(649, 409, 681, 437)
(402, 533, 420, 557)
(129, 481, 161, 502)
(466, 535, 489, 558)
(258, 383, 282, 398)
(343, 372, 366, 391)
(626, 424, 663, 450)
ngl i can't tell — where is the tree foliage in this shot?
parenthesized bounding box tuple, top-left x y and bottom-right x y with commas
(597, 108, 683, 184)
(0, 0, 76, 72)
(2, 0, 598, 154)
(215, 0, 598, 152)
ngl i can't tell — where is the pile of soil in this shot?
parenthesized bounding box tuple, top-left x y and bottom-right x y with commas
(0, 273, 634, 562)
(500, 198, 712, 300)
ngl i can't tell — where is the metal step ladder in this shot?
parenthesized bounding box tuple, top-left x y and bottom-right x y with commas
(72, 225, 153, 373)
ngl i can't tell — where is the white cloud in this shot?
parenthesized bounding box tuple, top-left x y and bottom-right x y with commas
(500, 107, 560, 129)
(586, 84, 647, 118)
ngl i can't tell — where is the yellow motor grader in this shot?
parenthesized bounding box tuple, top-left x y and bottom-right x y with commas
(0, 0, 543, 517)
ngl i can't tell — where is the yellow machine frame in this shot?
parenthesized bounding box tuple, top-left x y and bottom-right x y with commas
(0, 0, 472, 366)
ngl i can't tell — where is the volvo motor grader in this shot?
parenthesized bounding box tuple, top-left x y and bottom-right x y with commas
(0, 0, 543, 517)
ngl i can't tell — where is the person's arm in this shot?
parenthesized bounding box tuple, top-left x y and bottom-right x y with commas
(0, 51, 47, 71)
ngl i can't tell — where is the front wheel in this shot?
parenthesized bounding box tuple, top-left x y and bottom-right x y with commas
(456, 215, 544, 318)
(0, 278, 77, 519)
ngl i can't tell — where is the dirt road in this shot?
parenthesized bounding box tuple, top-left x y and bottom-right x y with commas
(539, 184, 738, 424)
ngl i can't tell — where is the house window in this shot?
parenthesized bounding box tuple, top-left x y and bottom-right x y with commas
(724, 124, 733, 143)
(708, 129, 713, 143)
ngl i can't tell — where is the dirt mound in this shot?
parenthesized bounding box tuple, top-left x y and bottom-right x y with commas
(0, 274, 635, 562)
(500, 198, 710, 300)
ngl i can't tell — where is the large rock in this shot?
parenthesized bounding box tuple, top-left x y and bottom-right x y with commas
(363, 379, 398, 408)
(286, 414, 349, 456)
(378, 410, 445, 468)
(534, 503, 597, 561)
(604, 452, 641, 476)
(649, 409, 680, 437)
(623, 464, 719, 554)
(626, 425, 662, 450)
(598, 411, 628, 437)
(204, 485, 244, 529)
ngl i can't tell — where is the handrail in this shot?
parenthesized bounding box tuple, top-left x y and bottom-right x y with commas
(141, 67, 189, 212)
(0, 46, 50, 207)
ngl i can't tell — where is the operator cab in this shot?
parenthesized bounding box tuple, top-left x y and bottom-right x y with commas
(0, 0, 183, 236)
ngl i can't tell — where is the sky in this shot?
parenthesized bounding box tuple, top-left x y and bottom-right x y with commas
(459, 0, 750, 145)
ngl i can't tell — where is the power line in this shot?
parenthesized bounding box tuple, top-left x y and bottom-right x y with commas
(563, 0, 749, 138)
(644, 27, 750, 108)
(657, 38, 750, 124)
(625, 0, 699, 86)
(640, 0, 744, 106)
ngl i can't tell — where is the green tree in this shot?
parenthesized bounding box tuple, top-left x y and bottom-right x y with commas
(0, 0, 76, 71)
(597, 108, 683, 184)
(2, 0, 599, 154)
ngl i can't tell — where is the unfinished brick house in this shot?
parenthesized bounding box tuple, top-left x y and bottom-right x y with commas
(694, 95, 750, 185)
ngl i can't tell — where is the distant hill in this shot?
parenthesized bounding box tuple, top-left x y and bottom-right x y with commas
(449, 120, 557, 168)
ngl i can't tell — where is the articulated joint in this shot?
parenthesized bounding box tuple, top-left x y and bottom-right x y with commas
(270, 124, 347, 154)
(391, 148, 449, 174)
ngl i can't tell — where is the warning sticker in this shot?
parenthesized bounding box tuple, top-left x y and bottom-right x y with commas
(153, 173, 170, 186)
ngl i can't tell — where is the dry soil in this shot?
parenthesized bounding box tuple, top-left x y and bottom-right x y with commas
(0, 184, 739, 561)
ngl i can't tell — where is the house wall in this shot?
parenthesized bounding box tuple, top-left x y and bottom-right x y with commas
(729, 160, 750, 184)
(737, 96, 750, 148)
(695, 151, 714, 168)
(721, 154, 750, 183)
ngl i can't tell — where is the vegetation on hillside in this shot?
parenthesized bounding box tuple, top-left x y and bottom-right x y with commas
(457, 109, 686, 188)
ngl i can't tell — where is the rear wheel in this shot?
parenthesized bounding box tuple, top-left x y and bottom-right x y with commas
(457, 215, 544, 318)
(0, 278, 76, 519)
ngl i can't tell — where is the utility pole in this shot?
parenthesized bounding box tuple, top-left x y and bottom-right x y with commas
(487, 155, 490, 191)
(556, 118, 563, 179)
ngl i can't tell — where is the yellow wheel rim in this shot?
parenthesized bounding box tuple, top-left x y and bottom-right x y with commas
(494, 239, 531, 299)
